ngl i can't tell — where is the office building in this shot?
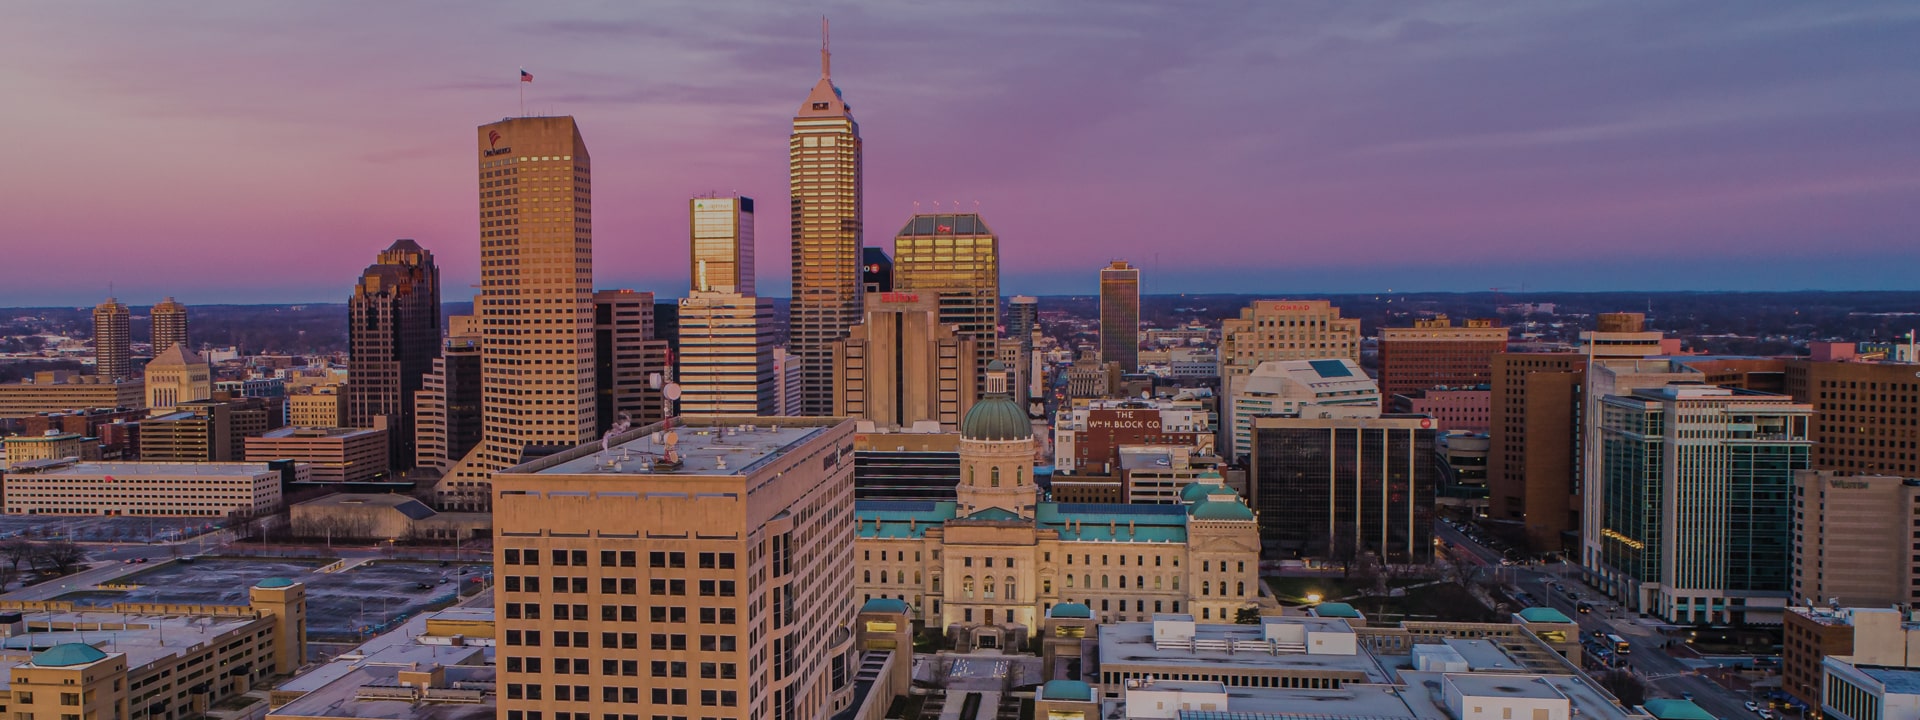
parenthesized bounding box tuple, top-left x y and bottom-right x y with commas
(1437, 431, 1492, 509)
(438, 115, 595, 513)
(416, 335, 481, 473)
(143, 344, 212, 414)
(348, 239, 441, 472)
(3, 431, 89, 469)
(1065, 356, 1122, 400)
(150, 296, 189, 353)
(1228, 358, 1381, 462)
(1785, 359, 1920, 477)
(245, 426, 389, 484)
(1792, 472, 1920, 610)
(691, 196, 755, 295)
(832, 292, 979, 431)
(490, 416, 859, 720)
(1099, 261, 1140, 372)
(789, 36, 865, 416)
(775, 347, 804, 416)
(2, 458, 295, 516)
(1578, 358, 1725, 575)
(1219, 300, 1362, 456)
(93, 297, 132, 380)
(677, 294, 776, 416)
(1781, 606, 1920, 713)
(0, 580, 305, 720)
(1394, 388, 1492, 433)
(893, 213, 1000, 397)
(593, 289, 670, 432)
(0, 371, 145, 420)
(852, 430, 960, 501)
(1008, 295, 1039, 405)
(862, 247, 893, 293)
(139, 398, 274, 462)
(1054, 398, 1217, 475)
(288, 384, 348, 428)
(1377, 316, 1507, 398)
(854, 371, 1263, 640)
(1592, 385, 1810, 624)
(1248, 414, 1438, 564)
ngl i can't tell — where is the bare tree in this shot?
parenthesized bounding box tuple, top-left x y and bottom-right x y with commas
(34, 542, 86, 576)
(1234, 607, 1262, 624)
(0, 564, 19, 591)
(1, 538, 34, 572)
(1351, 552, 1386, 598)
(1598, 670, 1647, 706)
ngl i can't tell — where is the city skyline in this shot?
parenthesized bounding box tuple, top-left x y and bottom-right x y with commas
(5, 3, 1920, 305)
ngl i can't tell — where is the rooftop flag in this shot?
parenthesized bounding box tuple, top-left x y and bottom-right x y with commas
(521, 69, 533, 83)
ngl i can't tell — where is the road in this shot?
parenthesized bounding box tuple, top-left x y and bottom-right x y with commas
(0, 531, 234, 601)
(1441, 523, 1762, 720)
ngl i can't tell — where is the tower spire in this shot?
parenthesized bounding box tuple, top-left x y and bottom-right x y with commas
(821, 16, 831, 79)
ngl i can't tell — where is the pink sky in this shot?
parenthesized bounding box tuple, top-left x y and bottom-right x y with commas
(2, 2, 1918, 304)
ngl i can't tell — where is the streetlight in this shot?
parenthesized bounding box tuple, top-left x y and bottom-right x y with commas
(1305, 593, 1323, 604)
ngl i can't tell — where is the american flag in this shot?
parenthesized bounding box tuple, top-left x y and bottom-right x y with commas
(521, 69, 533, 83)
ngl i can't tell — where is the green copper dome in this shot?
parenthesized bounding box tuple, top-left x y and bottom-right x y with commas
(1190, 499, 1254, 520)
(961, 396, 1030, 441)
(34, 643, 107, 667)
(1181, 482, 1227, 503)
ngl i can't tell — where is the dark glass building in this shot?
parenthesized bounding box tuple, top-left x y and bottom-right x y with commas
(1248, 415, 1437, 564)
(347, 239, 440, 471)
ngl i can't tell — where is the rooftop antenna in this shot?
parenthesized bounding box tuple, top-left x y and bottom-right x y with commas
(821, 16, 831, 79)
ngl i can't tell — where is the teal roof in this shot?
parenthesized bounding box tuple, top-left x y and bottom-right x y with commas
(856, 500, 958, 539)
(1517, 607, 1574, 624)
(1190, 499, 1254, 521)
(1643, 700, 1716, 720)
(1049, 602, 1092, 619)
(1040, 680, 1095, 702)
(961, 507, 1023, 522)
(961, 395, 1030, 440)
(1180, 481, 1226, 502)
(1312, 602, 1362, 618)
(256, 577, 295, 588)
(33, 643, 107, 667)
(860, 598, 910, 615)
(1036, 503, 1188, 543)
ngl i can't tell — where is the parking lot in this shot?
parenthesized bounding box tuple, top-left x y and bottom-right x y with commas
(0, 515, 219, 543)
(57, 556, 489, 640)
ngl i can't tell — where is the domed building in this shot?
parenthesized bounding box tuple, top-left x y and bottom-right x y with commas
(855, 365, 1264, 649)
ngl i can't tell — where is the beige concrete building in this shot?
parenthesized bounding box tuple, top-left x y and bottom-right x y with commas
(0, 371, 145, 420)
(788, 38, 866, 416)
(3, 431, 88, 469)
(150, 296, 189, 354)
(1219, 300, 1362, 454)
(288, 384, 348, 428)
(677, 294, 776, 416)
(289, 493, 489, 542)
(438, 116, 596, 513)
(0, 578, 306, 720)
(1, 458, 294, 517)
(415, 338, 481, 474)
(833, 292, 979, 431)
(1792, 472, 1920, 609)
(139, 398, 273, 462)
(893, 213, 999, 397)
(245, 426, 390, 484)
(143, 344, 212, 414)
(592, 290, 670, 432)
(491, 416, 859, 720)
(94, 296, 132, 380)
(855, 370, 1263, 649)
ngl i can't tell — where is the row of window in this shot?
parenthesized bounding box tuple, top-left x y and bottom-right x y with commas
(504, 684, 738, 707)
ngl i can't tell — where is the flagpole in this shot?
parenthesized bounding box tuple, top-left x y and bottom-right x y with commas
(518, 69, 525, 117)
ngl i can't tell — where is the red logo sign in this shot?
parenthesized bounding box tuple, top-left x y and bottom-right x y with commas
(1419, 419, 1433, 429)
(935, 224, 953, 233)
(488, 130, 502, 148)
(880, 292, 919, 303)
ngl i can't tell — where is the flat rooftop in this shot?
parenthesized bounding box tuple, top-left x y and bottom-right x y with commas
(1098, 621, 1390, 682)
(257, 426, 384, 440)
(1444, 673, 1565, 700)
(0, 610, 261, 683)
(1857, 665, 1920, 695)
(269, 660, 495, 720)
(10, 460, 279, 477)
(528, 421, 831, 477)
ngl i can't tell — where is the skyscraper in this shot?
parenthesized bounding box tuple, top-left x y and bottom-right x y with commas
(1008, 295, 1039, 405)
(348, 239, 441, 472)
(789, 32, 864, 415)
(681, 196, 774, 416)
(1099, 260, 1140, 372)
(862, 247, 893, 293)
(437, 116, 594, 513)
(1376, 316, 1507, 398)
(893, 213, 999, 398)
(1248, 414, 1437, 564)
(415, 319, 481, 474)
(92, 298, 131, 381)
(593, 289, 669, 432)
(150, 297, 189, 354)
(832, 292, 979, 431)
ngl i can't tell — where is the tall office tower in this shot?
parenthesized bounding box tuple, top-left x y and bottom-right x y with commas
(92, 298, 131, 381)
(1791, 471, 1920, 613)
(491, 416, 859, 720)
(862, 247, 893, 293)
(593, 290, 670, 433)
(893, 213, 999, 397)
(682, 196, 775, 416)
(1785, 359, 1920, 476)
(1592, 385, 1810, 624)
(1486, 353, 1583, 550)
(144, 345, 212, 414)
(347, 239, 441, 472)
(437, 116, 595, 513)
(414, 329, 482, 473)
(789, 35, 864, 415)
(832, 292, 980, 431)
(1247, 414, 1437, 564)
(150, 297, 189, 354)
(774, 347, 804, 416)
(1099, 261, 1140, 372)
(1218, 300, 1361, 455)
(1008, 295, 1039, 406)
(1376, 316, 1507, 398)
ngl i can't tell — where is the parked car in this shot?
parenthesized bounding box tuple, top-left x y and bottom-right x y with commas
(1745, 702, 1760, 713)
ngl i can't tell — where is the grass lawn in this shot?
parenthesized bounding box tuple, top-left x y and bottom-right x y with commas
(1267, 576, 1498, 623)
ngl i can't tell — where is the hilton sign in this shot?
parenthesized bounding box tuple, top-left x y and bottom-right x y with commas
(879, 292, 920, 303)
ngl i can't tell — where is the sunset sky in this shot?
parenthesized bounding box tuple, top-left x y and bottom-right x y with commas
(3, 2, 1918, 305)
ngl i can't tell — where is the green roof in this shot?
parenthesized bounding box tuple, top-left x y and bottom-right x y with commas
(860, 598, 910, 615)
(1312, 602, 1362, 618)
(1643, 700, 1717, 720)
(961, 395, 1030, 441)
(1049, 602, 1092, 619)
(1517, 607, 1574, 624)
(855, 500, 958, 539)
(1036, 503, 1189, 543)
(1190, 499, 1254, 520)
(256, 577, 295, 588)
(961, 507, 1023, 522)
(33, 643, 107, 667)
(1040, 680, 1095, 702)
(1180, 481, 1223, 502)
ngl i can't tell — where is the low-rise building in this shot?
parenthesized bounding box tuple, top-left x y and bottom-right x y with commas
(0, 371, 144, 420)
(245, 426, 390, 484)
(289, 493, 489, 543)
(3, 431, 90, 469)
(288, 384, 348, 428)
(2, 458, 296, 517)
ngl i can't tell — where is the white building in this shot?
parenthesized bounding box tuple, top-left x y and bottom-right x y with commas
(1227, 358, 1380, 461)
(2, 458, 297, 517)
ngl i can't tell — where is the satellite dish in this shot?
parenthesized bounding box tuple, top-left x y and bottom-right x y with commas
(649, 373, 664, 390)
(663, 431, 679, 447)
(663, 383, 683, 401)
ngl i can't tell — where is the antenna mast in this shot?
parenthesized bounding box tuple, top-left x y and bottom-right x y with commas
(821, 17, 831, 78)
